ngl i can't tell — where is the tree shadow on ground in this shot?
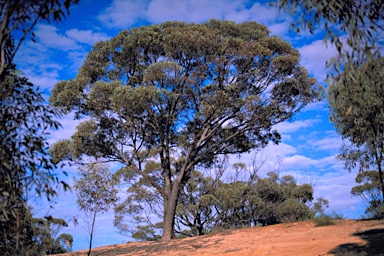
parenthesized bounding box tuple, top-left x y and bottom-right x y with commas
(329, 228, 384, 256)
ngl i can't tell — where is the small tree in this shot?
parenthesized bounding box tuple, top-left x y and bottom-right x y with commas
(73, 163, 118, 256)
(312, 197, 330, 217)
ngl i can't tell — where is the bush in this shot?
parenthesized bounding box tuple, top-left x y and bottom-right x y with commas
(330, 211, 345, 220)
(314, 215, 335, 226)
(314, 211, 345, 226)
(278, 198, 311, 222)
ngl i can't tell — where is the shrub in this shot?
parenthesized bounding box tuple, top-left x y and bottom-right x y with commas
(314, 215, 335, 226)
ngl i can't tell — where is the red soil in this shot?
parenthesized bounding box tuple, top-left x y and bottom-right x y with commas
(57, 219, 384, 256)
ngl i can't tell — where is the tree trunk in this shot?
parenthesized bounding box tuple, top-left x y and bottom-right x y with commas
(161, 184, 180, 242)
(14, 208, 20, 255)
(377, 160, 384, 201)
(88, 211, 97, 256)
(374, 148, 384, 201)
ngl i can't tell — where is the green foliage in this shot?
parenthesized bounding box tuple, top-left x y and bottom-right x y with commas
(0, 0, 80, 77)
(0, 199, 35, 255)
(175, 158, 316, 236)
(0, 56, 63, 255)
(50, 20, 318, 241)
(278, 198, 312, 222)
(276, 0, 384, 77)
(330, 211, 345, 220)
(73, 163, 118, 255)
(115, 155, 318, 240)
(314, 211, 344, 226)
(131, 223, 162, 242)
(328, 57, 384, 218)
(74, 163, 118, 213)
(30, 217, 73, 254)
(312, 197, 330, 217)
(352, 171, 384, 219)
(314, 215, 335, 226)
(0, 1, 78, 254)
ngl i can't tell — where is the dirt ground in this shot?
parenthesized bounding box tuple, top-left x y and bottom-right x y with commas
(57, 219, 384, 256)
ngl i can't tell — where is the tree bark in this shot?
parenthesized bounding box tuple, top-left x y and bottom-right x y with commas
(373, 145, 384, 201)
(161, 182, 180, 241)
(88, 211, 97, 256)
(377, 158, 384, 201)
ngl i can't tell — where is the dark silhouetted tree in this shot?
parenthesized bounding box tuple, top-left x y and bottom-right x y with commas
(0, 1, 79, 254)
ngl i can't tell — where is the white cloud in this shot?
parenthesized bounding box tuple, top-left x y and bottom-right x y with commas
(97, 0, 284, 29)
(224, 8, 252, 23)
(147, 0, 245, 23)
(268, 21, 290, 36)
(15, 40, 52, 71)
(311, 135, 343, 151)
(298, 39, 338, 82)
(67, 51, 88, 74)
(247, 2, 280, 24)
(66, 29, 110, 45)
(34, 24, 80, 50)
(47, 112, 84, 146)
(314, 170, 366, 218)
(282, 154, 338, 169)
(228, 143, 297, 176)
(298, 130, 344, 154)
(273, 119, 321, 134)
(264, 142, 297, 157)
(15, 25, 107, 89)
(98, 0, 149, 28)
(301, 101, 327, 112)
(20, 69, 60, 90)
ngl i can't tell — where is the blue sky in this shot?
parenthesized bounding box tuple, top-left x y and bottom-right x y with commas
(14, 0, 367, 251)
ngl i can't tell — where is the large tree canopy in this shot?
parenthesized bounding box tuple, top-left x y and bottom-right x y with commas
(50, 20, 318, 241)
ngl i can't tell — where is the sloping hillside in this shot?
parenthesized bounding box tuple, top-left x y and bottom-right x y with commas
(57, 220, 384, 256)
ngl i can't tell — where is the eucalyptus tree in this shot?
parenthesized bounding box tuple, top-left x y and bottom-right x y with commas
(73, 163, 118, 256)
(116, 157, 316, 239)
(50, 20, 318, 241)
(328, 57, 384, 214)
